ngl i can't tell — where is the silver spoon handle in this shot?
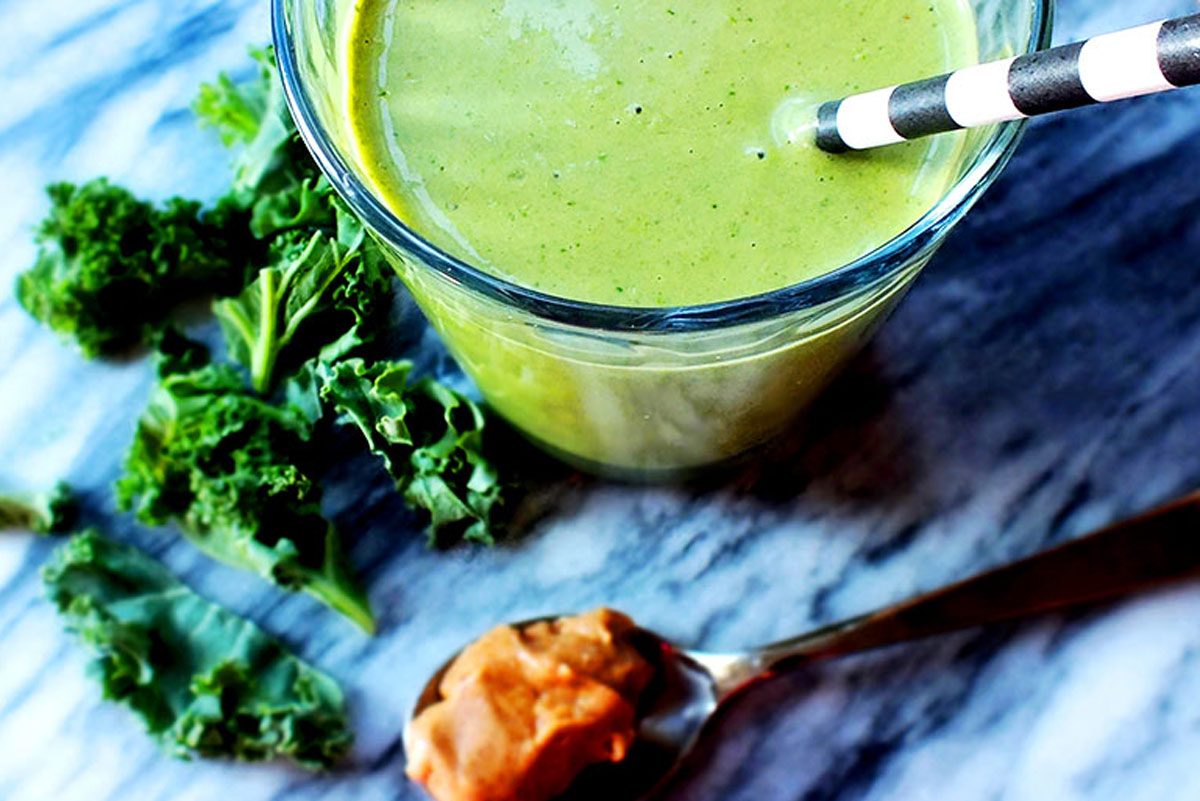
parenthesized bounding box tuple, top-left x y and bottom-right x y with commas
(755, 490, 1200, 675)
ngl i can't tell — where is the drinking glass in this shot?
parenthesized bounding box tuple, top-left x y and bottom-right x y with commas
(273, 0, 1053, 477)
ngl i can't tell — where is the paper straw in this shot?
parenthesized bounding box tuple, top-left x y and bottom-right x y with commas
(815, 13, 1200, 153)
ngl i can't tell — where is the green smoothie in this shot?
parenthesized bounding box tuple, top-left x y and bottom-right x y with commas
(338, 0, 983, 473)
(347, 0, 978, 307)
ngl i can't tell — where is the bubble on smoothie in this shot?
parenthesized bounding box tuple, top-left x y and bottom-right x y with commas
(770, 96, 820, 148)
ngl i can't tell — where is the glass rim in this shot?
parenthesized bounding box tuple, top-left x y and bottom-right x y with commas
(272, 0, 1054, 333)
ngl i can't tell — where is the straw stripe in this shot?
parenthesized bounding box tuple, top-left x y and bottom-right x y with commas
(890, 75, 959, 139)
(814, 12, 1200, 152)
(1079, 22, 1172, 102)
(1008, 42, 1091, 115)
(944, 58, 1024, 128)
(1159, 15, 1200, 87)
(815, 102, 849, 153)
(836, 87, 905, 150)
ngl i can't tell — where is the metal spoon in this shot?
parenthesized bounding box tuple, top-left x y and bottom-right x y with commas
(410, 490, 1200, 800)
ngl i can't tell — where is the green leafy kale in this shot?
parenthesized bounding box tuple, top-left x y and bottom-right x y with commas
(18, 49, 344, 361)
(214, 203, 392, 394)
(319, 359, 503, 546)
(194, 46, 329, 240)
(44, 530, 352, 769)
(198, 47, 393, 393)
(15, 180, 250, 357)
(192, 48, 277, 148)
(0, 482, 77, 534)
(116, 363, 374, 632)
(151, 326, 212, 378)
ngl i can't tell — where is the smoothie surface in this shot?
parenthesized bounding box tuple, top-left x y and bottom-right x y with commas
(348, 0, 978, 307)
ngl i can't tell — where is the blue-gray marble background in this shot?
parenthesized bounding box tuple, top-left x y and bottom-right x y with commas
(3, 1, 1200, 799)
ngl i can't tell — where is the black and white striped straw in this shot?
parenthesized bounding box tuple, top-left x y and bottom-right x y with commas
(815, 13, 1200, 153)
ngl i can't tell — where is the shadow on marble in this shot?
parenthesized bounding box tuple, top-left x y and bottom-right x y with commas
(723, 346, 922, 509)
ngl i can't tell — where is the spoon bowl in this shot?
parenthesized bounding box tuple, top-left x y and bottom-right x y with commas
(408, 621, 728, 801)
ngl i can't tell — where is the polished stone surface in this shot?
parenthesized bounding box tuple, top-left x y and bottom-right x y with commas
(3, 1, 1200, 799)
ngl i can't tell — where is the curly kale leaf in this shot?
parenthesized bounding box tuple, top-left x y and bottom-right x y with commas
(214, 203, 392, 394)
(0, 482, 77, 534)
(44, 530, 352, 769)
(151, 326, 212, 378)
(116, 364, 373, 632)
(15, 180, 250, 357)
(19, 49, 342, 360)
(319, 359, 503, 546)
(249, 175, 336, 240)
(200, 49, 392, 394)
(194, 46, 328, 240)
(192, 47, 276, 147)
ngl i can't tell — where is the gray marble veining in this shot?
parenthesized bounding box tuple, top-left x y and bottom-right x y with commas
(3, 1, 1200, 799)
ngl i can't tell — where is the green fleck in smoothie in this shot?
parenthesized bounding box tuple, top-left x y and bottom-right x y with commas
(348, 0, 978, 307)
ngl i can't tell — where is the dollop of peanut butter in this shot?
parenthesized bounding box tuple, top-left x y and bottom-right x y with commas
(405, 608, 655, 801)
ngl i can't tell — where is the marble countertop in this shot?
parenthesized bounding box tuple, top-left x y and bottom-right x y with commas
(4, 0, 1200, 799)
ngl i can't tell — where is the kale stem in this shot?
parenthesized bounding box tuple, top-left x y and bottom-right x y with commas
(309, 579, 375, 634)
(251, 269, 280, 393)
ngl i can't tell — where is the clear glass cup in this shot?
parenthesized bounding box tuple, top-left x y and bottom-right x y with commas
(273, 0, 1053, 477)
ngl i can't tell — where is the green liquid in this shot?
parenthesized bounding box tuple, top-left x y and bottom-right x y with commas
(348, 0, 978, 307)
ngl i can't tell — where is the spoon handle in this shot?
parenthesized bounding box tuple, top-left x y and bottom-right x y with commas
(759, 490, 1200, 673)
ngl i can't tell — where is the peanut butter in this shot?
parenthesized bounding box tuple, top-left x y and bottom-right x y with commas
(406, 609, 655, 801)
